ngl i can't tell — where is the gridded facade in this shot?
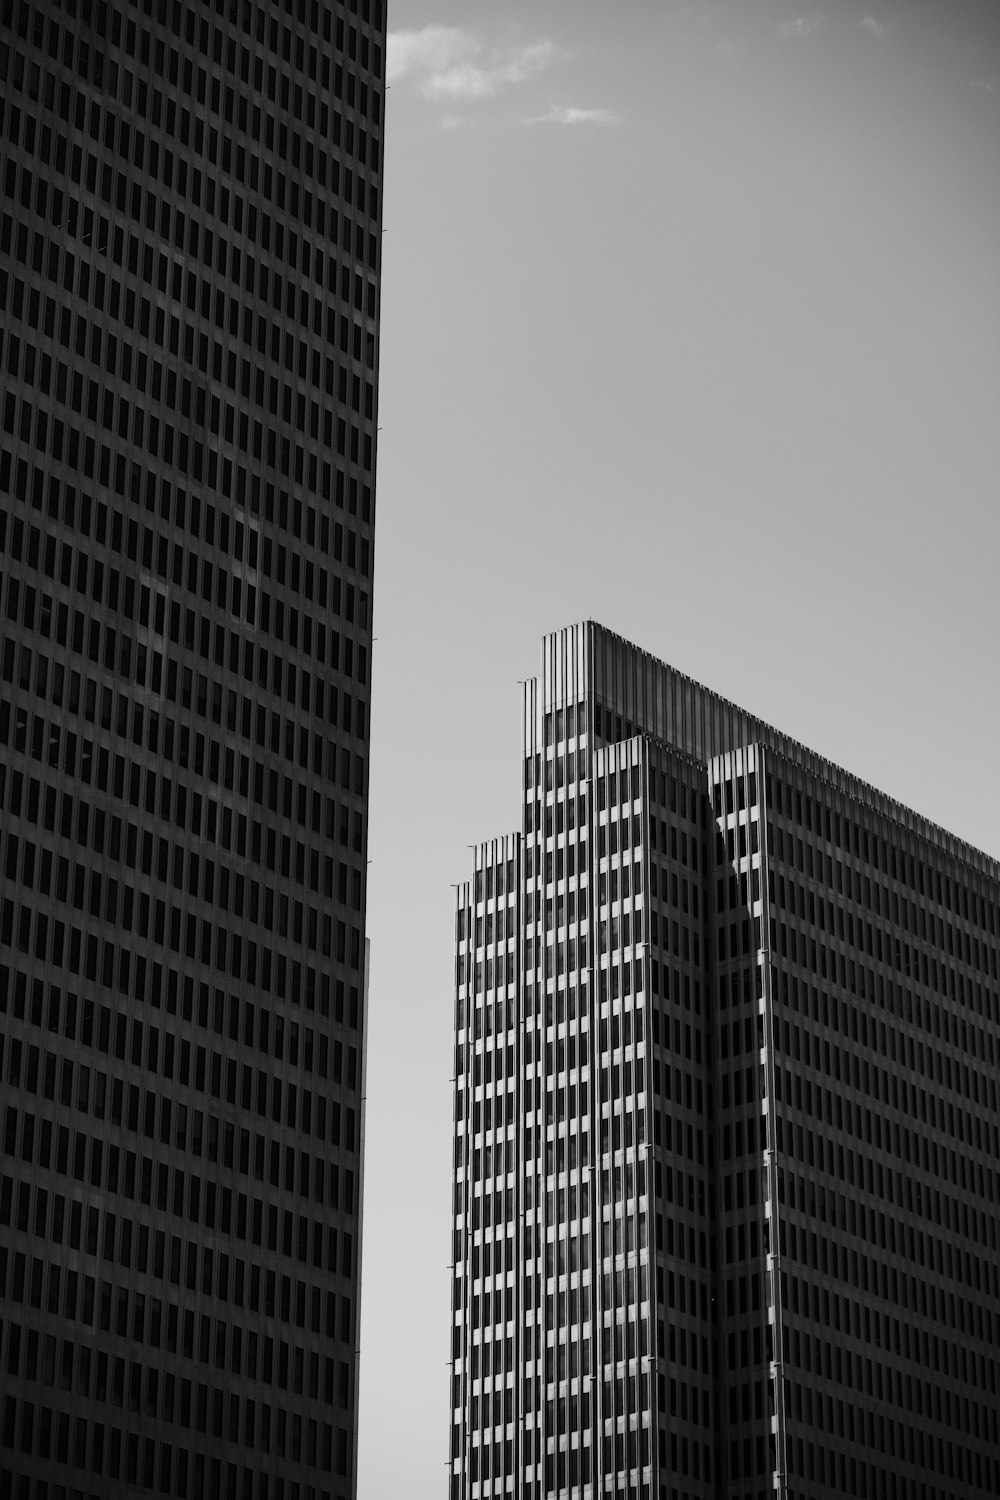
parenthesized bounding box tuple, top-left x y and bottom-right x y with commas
(0, 1, 384, 1497)
(450, 622, 1000, 1500)
(720, 743, 1000, 1500)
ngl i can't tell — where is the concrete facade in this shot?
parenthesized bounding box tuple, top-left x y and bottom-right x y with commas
(450, 622, 1000, 1500)
(0, 3, 384, 1495)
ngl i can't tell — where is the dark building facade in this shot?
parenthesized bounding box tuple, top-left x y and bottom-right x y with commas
(450, 622, 1000, 1500)
(0, 2, 384, 1497)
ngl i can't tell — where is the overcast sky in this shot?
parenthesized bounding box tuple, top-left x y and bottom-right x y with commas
(359, 1, 1000, 1491)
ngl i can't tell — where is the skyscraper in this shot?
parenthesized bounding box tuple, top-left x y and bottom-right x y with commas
(0, 3, 384, 1496)
(450, 622, 1000, 1500)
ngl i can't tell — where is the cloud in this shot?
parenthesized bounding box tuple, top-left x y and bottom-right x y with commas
(860, 16, 890, 37)
(777, 15, 821, 39)
(971, 77, 997, 93)
(387, 25, 558, 103)
(522, 104, 619, 127)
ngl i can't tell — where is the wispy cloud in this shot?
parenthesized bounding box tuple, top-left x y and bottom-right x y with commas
(388, 25, 558, 103)
(971, 77, 997, 93)
(860, 16, 890, 37)
(522, 104, 619, 127)
(777, 15, 821, 40)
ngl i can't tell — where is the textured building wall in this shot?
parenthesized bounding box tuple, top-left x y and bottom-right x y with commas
(451, 836, 524, 1495)
(719, 744, 999, 1500)
(0, 2, 384, 1496)
(641, 737, 718, 1498)
(451, 623, 1000, 1500)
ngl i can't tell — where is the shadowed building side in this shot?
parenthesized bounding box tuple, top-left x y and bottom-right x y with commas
(0, 4, 387, 1497)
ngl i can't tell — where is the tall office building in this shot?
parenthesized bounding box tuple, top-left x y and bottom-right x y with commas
(0, 2, 383, 1497)
(450, 622, 1000, 1500)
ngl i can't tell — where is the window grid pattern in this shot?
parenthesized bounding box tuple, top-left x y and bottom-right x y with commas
(451, 622, 1000, 1500)
(0, 1, 384, 1497)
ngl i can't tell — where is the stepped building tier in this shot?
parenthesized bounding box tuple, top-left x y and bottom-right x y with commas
(450, 621, 1000, 1500)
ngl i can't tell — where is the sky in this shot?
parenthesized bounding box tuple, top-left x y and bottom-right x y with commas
(359, 1, 1000, 1492)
